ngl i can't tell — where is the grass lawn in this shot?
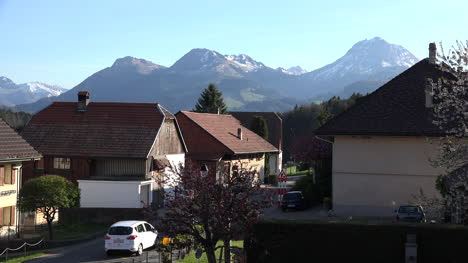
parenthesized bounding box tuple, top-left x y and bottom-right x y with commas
(4, 252, 45, 263)
(43, 222, 108, 240)
(176, 240, 243, 263)
(285, 166, 313, 176)
(288, 169, 313, 176)
(285, 166, 297, 174)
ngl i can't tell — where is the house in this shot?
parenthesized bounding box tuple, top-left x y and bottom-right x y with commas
(21, 91, 187, 209)
(175, 111, 279, 182)
(0, 118, 41, 238)
(315, 45, 451, 216)
(230, 111, 283, 175)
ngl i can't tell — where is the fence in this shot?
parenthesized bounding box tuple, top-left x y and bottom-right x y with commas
(0, 224, 47, 242)
(0, 238, 43, 262)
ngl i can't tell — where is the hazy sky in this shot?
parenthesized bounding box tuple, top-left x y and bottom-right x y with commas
(0, 0, 466, 89)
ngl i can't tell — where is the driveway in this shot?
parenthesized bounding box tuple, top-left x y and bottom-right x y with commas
(25, 237, 163, 263)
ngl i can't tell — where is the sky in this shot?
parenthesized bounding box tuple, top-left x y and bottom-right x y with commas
(0, 0, 467, 89)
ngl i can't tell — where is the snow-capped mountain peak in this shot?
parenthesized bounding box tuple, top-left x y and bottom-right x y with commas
(224, 54, 265, 72)
(0, 77, 67, 106)
(0, 76, 17, 89)
(20, 82, 66, 97)
(276, 66, 308, 75)
(307, 37, 419, 80)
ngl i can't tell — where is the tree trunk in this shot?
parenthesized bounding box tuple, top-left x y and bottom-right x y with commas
(205, 246, 217, 263)
(47, 219, 54, 240)
(223, 239, 231, 263)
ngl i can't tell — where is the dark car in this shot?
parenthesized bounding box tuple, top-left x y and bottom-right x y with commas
(395, 205, 426, 223)
(281, 191, 307, 211)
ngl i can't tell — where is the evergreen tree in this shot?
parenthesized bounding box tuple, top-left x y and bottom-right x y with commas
(193, 83, 228, 114)
(250, 115, 269, 140)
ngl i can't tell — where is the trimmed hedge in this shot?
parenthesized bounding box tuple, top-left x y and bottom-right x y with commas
(245, 220, 468, 263)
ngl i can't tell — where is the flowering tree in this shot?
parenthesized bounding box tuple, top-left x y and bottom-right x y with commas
(428, 41, 468, 223)
(151, 161, 273, 263)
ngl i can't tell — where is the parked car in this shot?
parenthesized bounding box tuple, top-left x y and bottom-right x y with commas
(281, 191, 307, 211)
(394, 205, 426, 223)
(105, 220, 158, 255)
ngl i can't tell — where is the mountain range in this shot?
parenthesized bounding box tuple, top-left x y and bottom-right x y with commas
(0, 77, 66, 107)
(8, 37, 419, 113)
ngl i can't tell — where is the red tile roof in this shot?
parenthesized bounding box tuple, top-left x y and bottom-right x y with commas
(230, 112, 282, 150)
(176, 111, 278, 155)
(22, 102, 169, 158)
(315, 59, 453, 137)
(0, 118, 41, 160)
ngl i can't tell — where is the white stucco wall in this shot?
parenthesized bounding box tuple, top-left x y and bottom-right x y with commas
(268, 152, 282, 175)
(332, 136, 443, 216)
(162, 154, 185, 201)
(78, 180, 153, 208)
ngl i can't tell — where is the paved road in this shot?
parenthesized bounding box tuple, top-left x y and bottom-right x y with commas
(26, 237, 163, 263)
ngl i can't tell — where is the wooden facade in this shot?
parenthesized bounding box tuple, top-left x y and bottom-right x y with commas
(22, 117, 186, 196)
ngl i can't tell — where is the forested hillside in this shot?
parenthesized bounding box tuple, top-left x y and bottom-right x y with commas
(281, 93, 364, 162)
(0, 108, 32, 132)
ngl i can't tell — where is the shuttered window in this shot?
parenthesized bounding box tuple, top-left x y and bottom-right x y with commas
(3, 207, 11, 226)
(3, 167, 12, 185)
(0, 166, 4, 186)
(1, 206, 15, 226)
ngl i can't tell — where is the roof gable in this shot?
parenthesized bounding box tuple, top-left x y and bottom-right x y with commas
(315, 59, 453, 137)
(176, 111, 278, 155)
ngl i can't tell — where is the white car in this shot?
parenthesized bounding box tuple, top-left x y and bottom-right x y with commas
(104, 220, 158, 255)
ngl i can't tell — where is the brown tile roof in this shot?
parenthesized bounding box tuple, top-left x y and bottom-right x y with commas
(230, 112, 282, 150)
(176, 111, 278, 155)
(0, 118, 41, 160)
(315, 59, 453, 137)
(22, 102, 170, 158)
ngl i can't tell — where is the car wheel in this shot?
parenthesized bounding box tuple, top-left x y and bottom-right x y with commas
(136, 244, 143, 256)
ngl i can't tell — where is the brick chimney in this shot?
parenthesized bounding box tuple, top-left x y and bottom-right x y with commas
(429, 43, 437, 64)
(77, 91, 90, 112)
(237, 128, 243, 140)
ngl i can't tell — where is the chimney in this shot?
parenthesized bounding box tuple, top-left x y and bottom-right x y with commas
(429, 42, 437, 64)
(77, 91, 90, 112)
(237, 128, 243, 140)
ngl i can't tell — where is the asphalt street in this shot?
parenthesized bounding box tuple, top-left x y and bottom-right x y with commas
(25, 237, 163, 263)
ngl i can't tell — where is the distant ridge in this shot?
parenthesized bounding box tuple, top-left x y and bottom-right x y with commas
(14, 37, 419, 113)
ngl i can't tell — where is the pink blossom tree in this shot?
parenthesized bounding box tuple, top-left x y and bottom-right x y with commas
(428, 41, 468, 223)
(151, 161, 273, 263)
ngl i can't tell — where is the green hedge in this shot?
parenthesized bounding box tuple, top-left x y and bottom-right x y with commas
(245, 220, 468, 263)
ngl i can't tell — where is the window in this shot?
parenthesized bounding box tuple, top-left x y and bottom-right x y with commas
(2, 206, 14, 226)
(53, 158, 71, 170)
(35, 159, 44, 170)
(108, 226, 132, 235)
(0, 166, 4, 186)
(144, 223, 154, 232)
(135, 224, 145, 233)
(4, 167, 12, 185)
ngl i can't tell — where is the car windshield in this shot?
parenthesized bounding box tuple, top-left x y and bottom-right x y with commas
(398, 206, 421, 214)
(108, 226, 133, 235)
(283, 193, 301, 200)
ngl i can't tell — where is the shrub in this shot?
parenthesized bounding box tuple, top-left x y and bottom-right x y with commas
(264, 174, 278, 186)
(246, 220, 468, 263)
